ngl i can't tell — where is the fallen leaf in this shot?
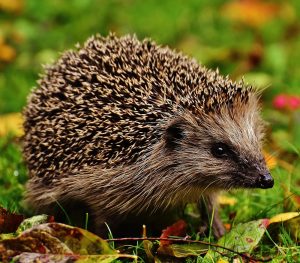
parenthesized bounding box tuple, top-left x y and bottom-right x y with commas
(203, 250, 218, 262)
(218, 195, 237, 206)
(143, 239, 154, 262)
(0, 223, 117, 262)
(269, 212, 300, 224)
(158, 243, 208, 258)
(16, 215, 54, 234)
(159, 219, 187, 246)
(0, 207, 24, 234)
(0, 0, 23, 13)
(13, 253, 133, 263)
(217, 219, 269, 253)
(268, 211, 300, 242)
(203, 219, 269, 261)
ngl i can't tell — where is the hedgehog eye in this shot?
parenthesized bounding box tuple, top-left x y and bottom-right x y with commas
(165, 123, 184, 149)
(211, 142, 232, 159)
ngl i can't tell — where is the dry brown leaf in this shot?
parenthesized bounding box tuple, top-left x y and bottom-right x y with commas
(0, 223, 118, 262)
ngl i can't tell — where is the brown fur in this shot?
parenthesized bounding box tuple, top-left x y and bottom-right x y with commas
(23, 34, 272, 237)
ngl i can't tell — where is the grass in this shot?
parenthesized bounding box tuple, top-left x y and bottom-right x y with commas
(0, 135, 27, 213)
(1, 0, 300, 261)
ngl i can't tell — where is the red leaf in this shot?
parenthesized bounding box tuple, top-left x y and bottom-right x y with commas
(0, 207, 24, 234)
(293, 195, 300, 206)
(160, 220, 187, 246)
(259, 219, 270, 228)
(47, 216, 55, 223)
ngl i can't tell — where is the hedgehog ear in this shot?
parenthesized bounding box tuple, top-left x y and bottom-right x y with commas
(164, 121, 185, 150)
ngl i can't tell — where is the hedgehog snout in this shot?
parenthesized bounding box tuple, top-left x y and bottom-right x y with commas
(255, 171, 274, 189)
(250, 161, 274, 189)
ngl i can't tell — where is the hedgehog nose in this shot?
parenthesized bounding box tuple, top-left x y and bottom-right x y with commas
(257, 172, 274, 189)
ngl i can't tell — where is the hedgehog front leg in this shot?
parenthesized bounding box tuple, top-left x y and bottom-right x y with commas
(198, 193, 225, 238)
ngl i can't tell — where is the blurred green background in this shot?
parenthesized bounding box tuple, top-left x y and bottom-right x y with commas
(1, 0, 300, 224)
(1, 0, 300, 114)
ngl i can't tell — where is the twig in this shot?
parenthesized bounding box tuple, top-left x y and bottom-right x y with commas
(106, 237, 272, 262)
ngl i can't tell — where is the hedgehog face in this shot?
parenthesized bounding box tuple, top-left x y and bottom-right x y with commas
(209, 95, 274, 190)
(162, 97, 273, 191)
(207, 140, 273, 189)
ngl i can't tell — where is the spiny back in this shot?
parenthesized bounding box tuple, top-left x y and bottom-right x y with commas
(23, 34, 252, 182)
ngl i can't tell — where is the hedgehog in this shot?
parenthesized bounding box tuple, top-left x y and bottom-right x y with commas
(23, 34, 274, 238)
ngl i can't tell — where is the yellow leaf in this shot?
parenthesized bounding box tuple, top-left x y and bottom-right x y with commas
(0, 112, 23, 137)
(222, 0, 280, 27)
(269, 212, 300, 224)
(0, 0, 23, 13)
(217, 258, 229, 263)
(218, 195, 237, 206)
(263, 150, 277, 170)
(0, 42, 16, 62)
(224, 223, 231, 232)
